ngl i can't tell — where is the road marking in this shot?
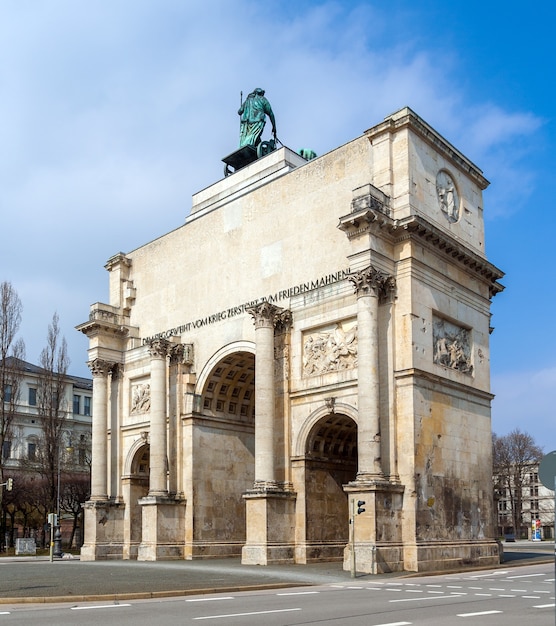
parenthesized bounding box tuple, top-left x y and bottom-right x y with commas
(498, 594, 515, 597)
(193, 608, 301, 620)
(533, 590, 550, 593)
(507, 573, 545, 579)
(474, 593, 492, 596)
(523, 595, 541, 599)
(71, 604, 132, 611)
(276, 591, 320, 596)
(390, 595, 459, 603)
(447, 585, 463, 588)
(374, 622, 412, 626)
(534, 603, 556, 608)
(457, 610, 502, 617)
(0, 612, 10, 615)
(489, 588, 505, 591)
(186, 597, 234, 602)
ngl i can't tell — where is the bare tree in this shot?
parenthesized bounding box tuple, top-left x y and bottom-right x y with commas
(493, 428, 543, 537)
(60, 471, 90, 548)
(0, 282, 25, 549)
(36, 312, 70, 516)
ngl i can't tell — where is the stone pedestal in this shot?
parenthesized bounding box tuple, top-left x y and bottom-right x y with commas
(242, 489, 296, 565)
(80, 500, 125, 561)
(137, 495, 186, 561)
(343, 481, 405, 574)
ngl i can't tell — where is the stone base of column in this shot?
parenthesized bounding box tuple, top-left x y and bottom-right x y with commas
(80, 500, 125, 561)
(294, 542, 346, 564)
(343, 480, 405, 574)
(402, 540, 501, 573)
(241, 488, 297, 565)
(137, 495, 186, 561)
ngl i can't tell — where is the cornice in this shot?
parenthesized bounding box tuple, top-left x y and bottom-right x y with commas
(76, 319, 130, 339)
(365, 107, 489, 190)
(395, 367, 495, 402)
(338, 208, 504, 297)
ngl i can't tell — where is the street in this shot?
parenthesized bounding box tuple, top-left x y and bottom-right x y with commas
(0, 562, 554, 625)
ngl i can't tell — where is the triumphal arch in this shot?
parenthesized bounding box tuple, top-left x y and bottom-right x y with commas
(78, 106, 504, 573)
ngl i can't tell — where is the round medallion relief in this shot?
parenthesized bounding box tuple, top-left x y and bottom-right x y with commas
(436, 170, 460, 223)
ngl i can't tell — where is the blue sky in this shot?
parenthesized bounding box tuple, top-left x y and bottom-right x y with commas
(1, 1, 554, 447)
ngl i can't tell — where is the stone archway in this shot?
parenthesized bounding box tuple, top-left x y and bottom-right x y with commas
(194, 350, 256, 557)
(302, 412, 358, 561)
(122, 443, 149, 559)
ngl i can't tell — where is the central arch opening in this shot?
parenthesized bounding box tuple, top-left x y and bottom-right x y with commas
(195, 350, 255, 557)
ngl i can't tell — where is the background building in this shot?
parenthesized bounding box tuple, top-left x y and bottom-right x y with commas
(495, 462, 555, 540)
(78, 107, 504, 573)
(1, 358, 92, 548)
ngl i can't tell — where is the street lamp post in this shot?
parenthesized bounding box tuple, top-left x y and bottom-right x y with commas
(53, 436, 73, 559)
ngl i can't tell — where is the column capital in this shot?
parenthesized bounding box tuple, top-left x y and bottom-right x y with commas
(87, 358, 113, 378)
(169, 343, 194, 366)
(148, 338, 171, 360)
(348, 266, 396, 301)
(247, 302, 286, 330)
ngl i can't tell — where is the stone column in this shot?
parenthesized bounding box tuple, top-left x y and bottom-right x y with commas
(348, 266, 391, 479)
(82, 359, 125, 561)
(88, 359, 112, 500)
(248, 302, 280, 489)
(148, 339, 170, 496)
(242, 303, 296, 565)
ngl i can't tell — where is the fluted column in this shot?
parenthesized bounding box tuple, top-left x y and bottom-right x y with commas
(248, 302, 283, 489)
(148, 339, 170, 496)
(349, 266, 395, 479)
(88, 359, 112, 500)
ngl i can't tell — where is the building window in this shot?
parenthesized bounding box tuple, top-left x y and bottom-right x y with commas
(84, 396, 91, 416)
(28, 387, 37, 406)
(3, 385, 12, 403)
(73, 395, 81, 414)
(28, 442, 36, 461)
(2, 440, 11, 460)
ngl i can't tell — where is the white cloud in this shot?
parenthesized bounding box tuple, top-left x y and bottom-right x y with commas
(0, 1, 546, 378)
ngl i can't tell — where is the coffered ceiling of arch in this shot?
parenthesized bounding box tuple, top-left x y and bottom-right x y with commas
(201, 352, 255, 423)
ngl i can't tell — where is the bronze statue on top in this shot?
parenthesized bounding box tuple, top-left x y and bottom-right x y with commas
(238, 88, 276, 148)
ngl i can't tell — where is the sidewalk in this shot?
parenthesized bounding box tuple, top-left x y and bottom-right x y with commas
(0, 542, 552, 605)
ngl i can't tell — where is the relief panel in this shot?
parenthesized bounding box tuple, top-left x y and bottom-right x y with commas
(302, 320, 357, 376)
(432, 316, 473, 375)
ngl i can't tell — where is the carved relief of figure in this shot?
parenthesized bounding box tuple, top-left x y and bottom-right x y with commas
(303, 322, 358, 376)
(130, 383, 151, 414)
(436, 171, 460, 223)
(433, 318, 473, 375)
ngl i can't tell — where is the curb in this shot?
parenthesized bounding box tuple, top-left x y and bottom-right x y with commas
(0, 582, 310, 605)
